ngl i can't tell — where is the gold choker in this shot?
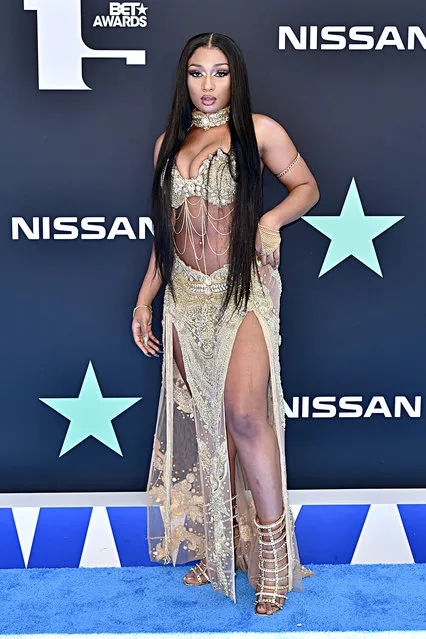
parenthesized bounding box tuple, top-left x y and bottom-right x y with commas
(191, 105, 230, 130)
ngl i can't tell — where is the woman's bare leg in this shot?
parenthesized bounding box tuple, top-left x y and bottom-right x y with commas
(224, 311, 286, 614)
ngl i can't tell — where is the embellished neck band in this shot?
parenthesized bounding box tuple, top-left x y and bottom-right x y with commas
(191, 105, 230, 131)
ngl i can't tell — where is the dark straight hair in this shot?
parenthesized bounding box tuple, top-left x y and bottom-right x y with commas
(151, 32, 262, 313)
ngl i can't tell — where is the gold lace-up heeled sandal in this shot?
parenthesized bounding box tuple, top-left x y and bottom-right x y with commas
(183, 494, 239, 586)
(254, 508, 288, 615)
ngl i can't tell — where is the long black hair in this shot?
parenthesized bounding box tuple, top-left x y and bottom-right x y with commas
(152, 32, 262, 313)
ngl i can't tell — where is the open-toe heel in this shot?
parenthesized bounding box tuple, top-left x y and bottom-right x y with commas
(183, 557, 211, 586)
(184, 493, 239, 586)
(254, 508, 288, 615)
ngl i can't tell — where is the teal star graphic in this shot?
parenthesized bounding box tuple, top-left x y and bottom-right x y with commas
(39, 361, 142, 457)
(302, 178, 404, 277)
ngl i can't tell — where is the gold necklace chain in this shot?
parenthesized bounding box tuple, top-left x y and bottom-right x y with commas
(173, 199, 232, 269)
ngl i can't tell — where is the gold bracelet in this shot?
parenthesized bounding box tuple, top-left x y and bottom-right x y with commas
(275, 151, 300, 179)
(258, 223, 281, 255)
(133, 303, 152, 318)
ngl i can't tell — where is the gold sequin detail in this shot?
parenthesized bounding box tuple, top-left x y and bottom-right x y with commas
(170, 148, 237, 208)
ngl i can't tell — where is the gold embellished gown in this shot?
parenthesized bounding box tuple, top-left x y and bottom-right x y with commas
(146, 147, 307, 603)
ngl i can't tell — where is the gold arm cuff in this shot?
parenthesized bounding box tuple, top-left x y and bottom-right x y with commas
(275, 152, 300, 179)
(258, 223, 281, 255)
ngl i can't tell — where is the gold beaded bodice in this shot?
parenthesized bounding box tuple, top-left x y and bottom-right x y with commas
(169, 147, 237, 275)
(170, 147, 237, 208)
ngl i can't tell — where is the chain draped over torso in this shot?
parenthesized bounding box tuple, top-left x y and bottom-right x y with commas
(168, 147, 237, 276)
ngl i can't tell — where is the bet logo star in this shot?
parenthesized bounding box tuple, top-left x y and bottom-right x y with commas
(302, 178, 404, 277)
(39, 361, 142, 456)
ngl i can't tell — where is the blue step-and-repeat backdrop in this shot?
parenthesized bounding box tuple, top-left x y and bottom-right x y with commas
(1, 0, 424, 493)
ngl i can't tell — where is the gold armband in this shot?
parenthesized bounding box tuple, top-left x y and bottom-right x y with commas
(258, 223, 281, 255)
(275, 152, 300, 179)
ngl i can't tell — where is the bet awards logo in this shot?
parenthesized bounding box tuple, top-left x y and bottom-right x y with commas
(23, 0, 146, 90)
(93, 2, 148, 28)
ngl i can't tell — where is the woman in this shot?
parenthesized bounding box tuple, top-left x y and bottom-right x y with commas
(132, 32, 319, 615)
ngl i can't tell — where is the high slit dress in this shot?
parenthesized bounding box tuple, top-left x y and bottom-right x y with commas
(146, 147, 310, 603)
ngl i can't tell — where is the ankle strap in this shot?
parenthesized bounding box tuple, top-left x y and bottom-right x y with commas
(254, 508, 286, 531)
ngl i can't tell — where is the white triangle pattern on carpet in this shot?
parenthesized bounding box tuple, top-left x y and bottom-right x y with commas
(291, 504, 303, 521)
(79, 507, 120, 568)
(12, 507, 40, 567)
(351, 504, 414, 564)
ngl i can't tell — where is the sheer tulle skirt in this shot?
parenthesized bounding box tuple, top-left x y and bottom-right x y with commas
(146, 255, 306, 603)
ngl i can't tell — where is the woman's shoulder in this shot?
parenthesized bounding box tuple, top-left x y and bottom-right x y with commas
(252, 112, 288, 134)
(251, 113, 291, 155)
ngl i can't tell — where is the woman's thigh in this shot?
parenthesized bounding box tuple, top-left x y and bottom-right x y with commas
(172, 323, 190, 390)
(224, 311, 270, 432)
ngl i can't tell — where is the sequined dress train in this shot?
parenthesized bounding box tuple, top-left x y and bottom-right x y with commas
(146, 147, 308, 603)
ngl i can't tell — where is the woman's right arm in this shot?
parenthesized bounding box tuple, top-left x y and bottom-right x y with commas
(131, 132, 166, 357)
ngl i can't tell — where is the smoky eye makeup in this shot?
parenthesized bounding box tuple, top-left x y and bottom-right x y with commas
(187, 68, 230, 77)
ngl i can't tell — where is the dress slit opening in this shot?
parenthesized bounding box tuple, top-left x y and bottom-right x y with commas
(146, 259, 306, 602)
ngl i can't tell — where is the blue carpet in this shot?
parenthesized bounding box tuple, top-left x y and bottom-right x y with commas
(0, 564, 425, 635)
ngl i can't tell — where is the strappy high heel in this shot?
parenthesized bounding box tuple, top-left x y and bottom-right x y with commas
(183, 556, 210, 585)
(254, 508, 288, 615)
(183, 494, 239, 586)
